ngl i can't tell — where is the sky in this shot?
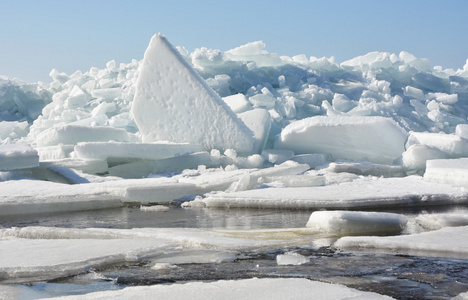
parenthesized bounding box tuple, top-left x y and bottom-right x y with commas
(1, 0, 468, 83)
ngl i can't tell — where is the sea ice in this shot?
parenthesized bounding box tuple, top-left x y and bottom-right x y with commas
(406, 131, 468, 158)
(400, 144, 448, 172)
(423, 158, 468, 188)
(131, 33, 254, 153)
(306, 211, 407, 236)
(275, 116, 407, 164)
(41, 277, 392, 300)
(0, 143, 39, 171)
(276, 252, 310, 265)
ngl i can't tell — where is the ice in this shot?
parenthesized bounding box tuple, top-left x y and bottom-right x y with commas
(238, 108, 271, 154)
(261, 149, 295, 165)
(140, 205, 170, 212)
(186, 176, 467, 209)
(424, 158, 468, 188)
(276, 252, 310, 265)
(74, 141, 203, 161)
(222, 93, 251, 113)
(275, 116, 407, 164)
(0, 120, 29, 142)
(306, 211, 407, 236)
(290, 153, 327, 169)
(41, 278, 392, 300)
(406, 131, 468, 158)
(321, 161, 406, 177)
(334, 225, 468, 259)
(34, 124, 129, 147)
(401, 144, 448, 172)
(0, 143, 39, 170)
(456, 124, 468, 140)
(131, 33, 254, 153)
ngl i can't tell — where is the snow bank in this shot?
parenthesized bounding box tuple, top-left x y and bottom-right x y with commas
(42, 277, 392, 300)
(306, 211, 407, 236)
(131, 33, 254, 153)
(275, 116, 407, 164)
(185, 176, 467, 209)
(334, 225, 468, 258)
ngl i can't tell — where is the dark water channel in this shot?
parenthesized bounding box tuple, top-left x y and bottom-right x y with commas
(2, 206, 468, 299)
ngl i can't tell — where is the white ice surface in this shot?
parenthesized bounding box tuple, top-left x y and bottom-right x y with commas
(334, 225, 468, 258)
(238, 108, 271, 154)
(276, 252, 310, 266)
(275, 116, 407, 164)
(321, 161, 406, 177)
(74, 141, 203, 161)
(306, 211, 407, 236)
(187, 176, 467, 209)
(41, 278, 392, 300)
(131, 33, 254, 153)
(424, 158, 468, 188)
(0, 143, 39, 170)
(406, 132, 468, 158)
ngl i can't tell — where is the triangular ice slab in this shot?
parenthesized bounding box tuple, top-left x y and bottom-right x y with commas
(132, 34, 254, 153)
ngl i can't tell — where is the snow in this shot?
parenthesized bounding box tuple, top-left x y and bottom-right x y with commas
(334, 225, 468, 259)
(131, 33, 254, 153)
(275, 116, 407, 164)
(423, 158, 468, 188)
(306, 211, 407, 236)
(41, 278, 393, 300)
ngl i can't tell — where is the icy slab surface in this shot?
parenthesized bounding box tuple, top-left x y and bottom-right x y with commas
(42, 278, 392, 300)
(424, 158, 468, 188)
(0, 238, 165, 282)
(238, 108, 271, 154)
(0, 143, 39, 170)
(322, 161, 406, 177)
(74, 142, 203, 161)
(222, 93, 251, 113)
(334, 225, 468, 258)
(0, 180, 122, 216)
(306, 211, 407, 236)
(275, 116, 407, 164)
(187, 176, 467, 209)
(131, 33, 254, 153)
(401, 144, 448, 172)
(34, 125, 129, 147)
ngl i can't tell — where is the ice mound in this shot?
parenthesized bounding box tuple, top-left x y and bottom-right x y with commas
(131, 33, 254, 153)
(276, 252, 310, 265)
(306, 211, 407, 236)
(275, 116, 407, 164)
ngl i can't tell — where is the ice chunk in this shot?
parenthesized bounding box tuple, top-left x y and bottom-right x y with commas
(261, 149, 294, 164)
(334, 226, 468, 259)
(34, 124, 129, 147)
(403, 86, 425, 100)
(306, 211, 407, 236)
(238, 108, 271, 154)
(424, 158, 468, 188)
(74, 142, 203, 161)
(275, 116, 407, 164)
(323, 161, 406, 177)
(456, 124, 468, 140)
(222, 93, 251, 113)
(123, 182, 197, 204)
(276, 252, 310, 265)
(291, 154, 327, 169)
(406, 132, 468, 158)
(0, 121, 29, 142)
(131, 34, 254, 153)
(0, 143, 39, 171)
(36, 145, 75, 161)
(140, 205, 170, 212)
(401, 144, 448, 172)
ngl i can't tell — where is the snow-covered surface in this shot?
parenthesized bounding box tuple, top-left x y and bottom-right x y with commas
(424, 158, 468, 188)
(131, 33, 254, 153)
(0, 143, 39, 170)
(334, 225, 468, 258)
(41, 278, 393, 300)
(186, 176, 467, 209)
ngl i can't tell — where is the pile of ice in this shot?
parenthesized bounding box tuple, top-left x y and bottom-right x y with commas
(1, 32, 468, 212)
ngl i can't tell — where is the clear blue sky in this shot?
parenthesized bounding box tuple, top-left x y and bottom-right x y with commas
(1, 0, 467, 83)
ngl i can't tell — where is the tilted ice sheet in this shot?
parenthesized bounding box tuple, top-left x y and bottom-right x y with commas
(41, 278, 393, 300)
(187, 176, 467, 209)
(275, 116, 407, 164)
(131, 33, 254, 153)
(334, 225, 468, 258)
